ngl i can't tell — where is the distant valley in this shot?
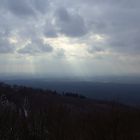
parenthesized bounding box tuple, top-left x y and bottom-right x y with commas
(3, 79, 140, 106)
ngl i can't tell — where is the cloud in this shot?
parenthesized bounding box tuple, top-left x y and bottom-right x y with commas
(1, 0, 51, 18)
(55, 48, 65, 58)
(54, 7, 88, 37)
(44, 21, 58, 38)
(0, 38, 14, 53)
(18, 39, 53, 54)
(76, 0, 140, 54)
(0, 0, 140, 76)
(4, 0, 35, 18)
(0, 0, 140, 55)
(87, 46, 105, 54)
(32, 0, 49, 13)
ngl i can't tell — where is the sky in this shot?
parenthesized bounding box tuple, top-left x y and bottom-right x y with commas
(0, 0, 140, 78)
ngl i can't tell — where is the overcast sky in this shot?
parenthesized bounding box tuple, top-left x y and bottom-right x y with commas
(0, 0, 140, 78)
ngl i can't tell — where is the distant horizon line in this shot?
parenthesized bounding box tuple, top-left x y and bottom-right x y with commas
(1, 73, 140, 85)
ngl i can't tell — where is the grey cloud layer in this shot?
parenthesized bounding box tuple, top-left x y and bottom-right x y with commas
(0, 0, 140, 55)
(18, 39, 53, 54)
(0, 38, 14, 53)
(54, 8, 88, 37)
(1, 0, 49, 17)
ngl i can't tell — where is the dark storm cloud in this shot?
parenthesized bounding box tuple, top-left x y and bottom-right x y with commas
(54, 7, 88, 37)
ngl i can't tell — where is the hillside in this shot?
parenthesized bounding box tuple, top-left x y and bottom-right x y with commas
(0, 82, 140, 140)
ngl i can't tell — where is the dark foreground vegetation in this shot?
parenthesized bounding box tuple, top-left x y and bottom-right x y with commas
(0, 82, 140, 140)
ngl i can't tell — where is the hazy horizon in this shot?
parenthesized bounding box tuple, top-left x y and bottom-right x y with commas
(1, 73, 140, 83)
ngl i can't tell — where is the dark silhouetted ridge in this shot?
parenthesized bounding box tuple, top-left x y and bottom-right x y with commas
(0, 82, 140, 140)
